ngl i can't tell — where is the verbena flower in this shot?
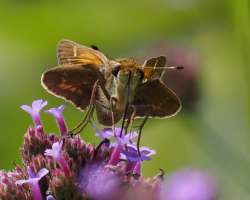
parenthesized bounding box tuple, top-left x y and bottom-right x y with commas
(21, 99, 47, 127)
(16, 167, 49, 200)
(95, 127, 138, 166)
(44, 141, 70, 176)
(46, 105, 68, 136)
(121, 144, 156, 162)
(96, 127, 138, 146)
(0, 99, 219, 200)
(121, 144, 156, 175)
(46, 195, 56, 200)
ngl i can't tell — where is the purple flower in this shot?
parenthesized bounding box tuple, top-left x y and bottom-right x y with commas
(108, 129, 138, 165)
(21, 99, 47, 127)
(121, 144, 156, 163)
(44, 141, 70, 176)
(46, 105, 68, 136)
(160, 169, 218, 200)
(46, 195, 56, 200)
(108, 144, 123, 166)
(95, 128, 114, 140)
(121, 144, 155, 175)
(132, 161, 141, 175)
(96, 127, 138, 146)
(78, 163, 119, 200)
(96, 128, 138, 166)
(16, 167, 49, 200)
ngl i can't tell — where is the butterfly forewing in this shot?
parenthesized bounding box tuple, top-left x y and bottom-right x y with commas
(57, 39, 108, 67)
(41, 64, 105, 111)
(133, 79, 181, 118)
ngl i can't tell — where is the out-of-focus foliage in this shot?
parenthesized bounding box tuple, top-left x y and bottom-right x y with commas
(0, 0, 249, 199)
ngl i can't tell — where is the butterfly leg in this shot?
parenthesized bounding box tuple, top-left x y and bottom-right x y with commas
(128, 106, 137, 134)
(119, 101, 130, 137)
(110, 96, 117, 136)
(70, 80, 99, 135)
(137, 116, 149, 157)
(124, 105, 136, 135)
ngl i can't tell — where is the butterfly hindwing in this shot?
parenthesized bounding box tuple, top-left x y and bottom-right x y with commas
(133, 79, 181, 118)
(95, 85, 123, 126)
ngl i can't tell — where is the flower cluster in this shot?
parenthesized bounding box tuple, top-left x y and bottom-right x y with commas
(0, 99, 219, 200)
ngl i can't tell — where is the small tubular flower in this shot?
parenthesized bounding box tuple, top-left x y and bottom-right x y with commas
(96, 128, 138, 166)
(44, 141, 70, 176)
(46, 195, 56, 200)
(121, 144, 156, 175)
(97, 128, 137, 144)
(121, 144, 156, 162)
(16, 167, 49, 200)
(46, 105, 68, 136)
(21, 99, 47, 127)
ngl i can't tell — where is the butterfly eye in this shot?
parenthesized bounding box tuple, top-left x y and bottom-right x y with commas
(139, 70, 144, 81)
(112, 65, 121, 77)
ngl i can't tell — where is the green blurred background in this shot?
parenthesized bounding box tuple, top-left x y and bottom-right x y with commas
(0, 0, 249, 199)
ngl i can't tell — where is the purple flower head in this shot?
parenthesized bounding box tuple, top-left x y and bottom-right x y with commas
(121, 144, 156, 163)
(16, 167, 49, 200)
(46, 105, 68, 136)
(160, 168, 218, 200)
(21, 99, 47, 127)
(44, 141, 70, 176)
(78, 163, 120, 200)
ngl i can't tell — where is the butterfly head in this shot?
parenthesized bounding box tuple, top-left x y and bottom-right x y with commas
(112, 58, 144, 89)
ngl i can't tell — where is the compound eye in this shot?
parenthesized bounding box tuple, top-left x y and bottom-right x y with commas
(112, 65, 121, 77)
(138, 70, 144, 81)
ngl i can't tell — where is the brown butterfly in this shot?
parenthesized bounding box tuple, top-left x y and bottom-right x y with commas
(41, 39, 181, 128)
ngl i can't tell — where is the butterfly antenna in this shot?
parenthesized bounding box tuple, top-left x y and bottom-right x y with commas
(166, 65, 184, 70)
(143, 65, 184, 70)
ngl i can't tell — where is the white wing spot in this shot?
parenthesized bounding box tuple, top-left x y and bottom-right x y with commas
(73, 45, 77, 57)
